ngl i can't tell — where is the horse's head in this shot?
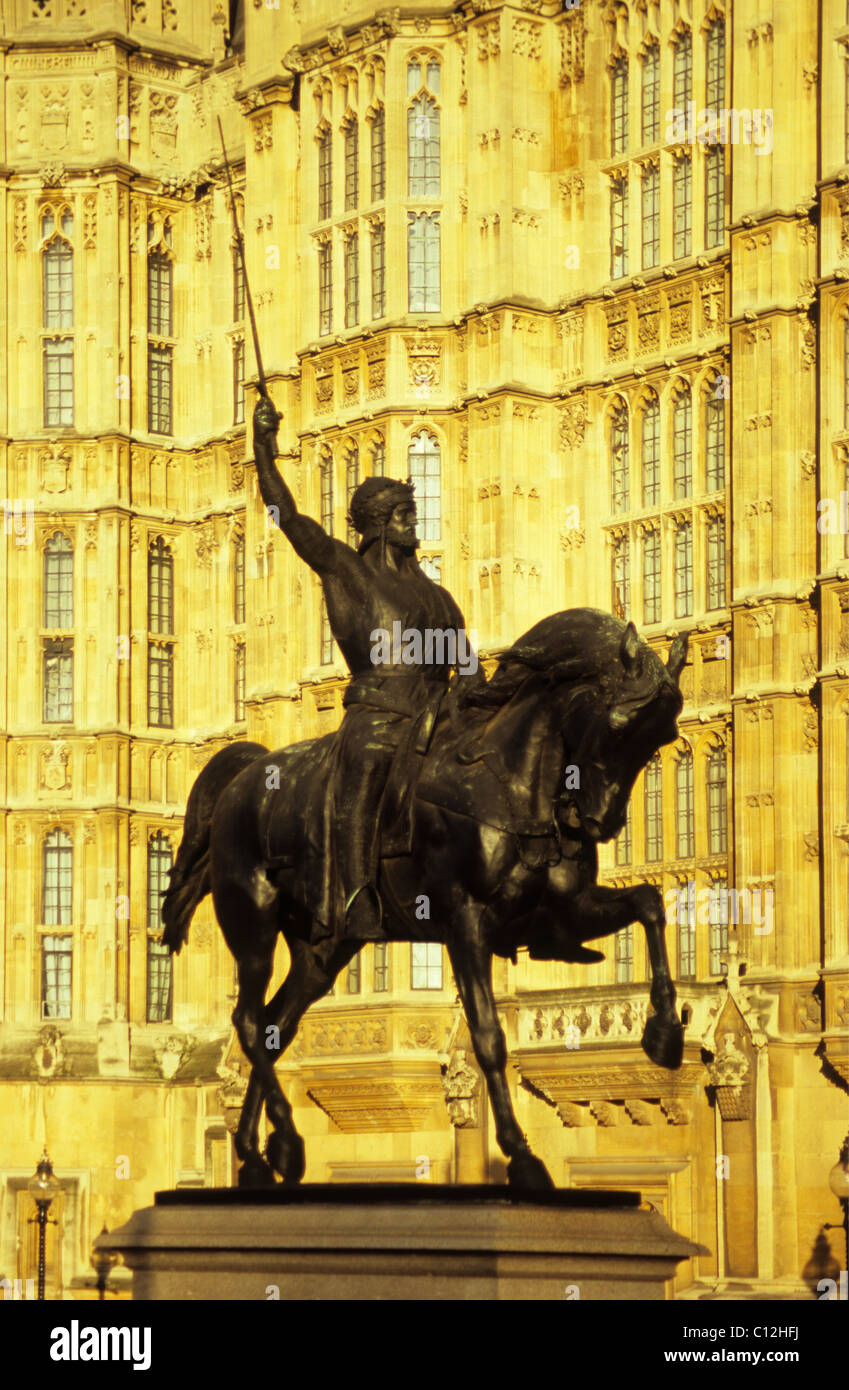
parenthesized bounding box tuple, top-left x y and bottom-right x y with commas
(497, 609, 687, 843)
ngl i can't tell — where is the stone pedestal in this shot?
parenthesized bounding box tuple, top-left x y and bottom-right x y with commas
(98, 1185, 704, 1300)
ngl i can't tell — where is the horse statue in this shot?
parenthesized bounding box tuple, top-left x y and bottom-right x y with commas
(162, 608, 687, 1191)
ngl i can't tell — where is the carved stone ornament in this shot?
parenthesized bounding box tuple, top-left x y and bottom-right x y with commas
(707, 1030, 751, 1120)
(40, 740, 70, 792)
(154, 1033, 195, 1081)
(441, 1049, 479, 1128)
(32, 1025, 67, 1080)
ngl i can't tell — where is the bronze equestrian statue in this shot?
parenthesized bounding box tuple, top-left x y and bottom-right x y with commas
(161, 397, 688, 1191)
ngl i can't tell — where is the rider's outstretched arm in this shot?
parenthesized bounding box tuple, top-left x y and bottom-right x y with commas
(252, 395, 335, 574)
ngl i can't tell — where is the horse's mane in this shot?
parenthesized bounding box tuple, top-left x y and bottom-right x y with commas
(465, 608, 663, 712)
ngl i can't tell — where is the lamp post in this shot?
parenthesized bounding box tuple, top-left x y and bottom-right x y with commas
(26, 1149, 60, 1301)
(826, 1131, 849, 1276)
(91, 1227, 117, 1301)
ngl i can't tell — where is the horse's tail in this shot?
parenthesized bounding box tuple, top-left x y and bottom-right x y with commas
(161, 741, 268, 955)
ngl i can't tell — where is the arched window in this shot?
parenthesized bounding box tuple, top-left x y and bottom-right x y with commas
(370, 433, 386, 475)
(673, 153, 692, 259)
(345, 443, 359, 546)
(641, 164, 659, 268)
(673, 386, 692, 498)
(44, 534, 73, 628)
(610, 55, 628, 156)
(676, 749, 695, 858)
(706, 747, 727, 853)
(673, 30, 692, 109)
(641, 393, 660, 506)
(708, 873, 729, 974)
(644, 755, 663, 861)
(147, 833, 173, 1022)
(704, 145, 725, 249)
(148, 539, 173, 634)
(148, 249, 172, 336)
(610, 401, 630, 513)
(705, 17, 725, 110)
(233, 533, 246, 624)
(615, 804, 632, 867)
(42, 829, 73, 926)
(318, 127, 332, 219)
(706, 385, 726, 490)
(611, 535, 630, 619)
(407, 59, 440, 196)
(641, 42, 659, 144)
(344, 118, 358, 211)
(147, 833, 172, 931)
(408, 430, 441, 542)
(370, 108, 385, 201)
(610, 175, 628, 278)
(42, 207, 74, 427)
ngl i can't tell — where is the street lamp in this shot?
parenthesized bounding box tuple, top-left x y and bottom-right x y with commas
(26, 1149, 61, 1301)
(826, 1131, 849, 1274)
(91, 1227, 118, 1300)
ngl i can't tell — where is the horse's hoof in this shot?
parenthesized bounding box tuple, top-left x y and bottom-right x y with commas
(237, 1154, 276, 1189)
(267, 1130, 305, 1185)
(507, 1150, 555, 1191)
(642, 1014, 684, 1070)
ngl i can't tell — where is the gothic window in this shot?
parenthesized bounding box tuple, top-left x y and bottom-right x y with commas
(642, 530, 661, 624)
(641, 164, 659, 269)
(641, 393, 660, 506)
(42, 935, 72, 1021)
(43, 339, 74, 428)
(676, 750, 695, 858)
(233, 246, 245, 321)
(147, 345, 173, 434)
(408, 58, 440, 196)
(707, 747, 728, 854)
(42, 829, 73, 926)
(147, 252, 172, 336)
(408, 213, 440, 313)
(346, 954, 361, 994)
(612, 536, 631, 620)
(615, 803, 632, 866)
(232, 339, 245, 426)
(706, 516, 726, 609)
(43, 639, 73, 722)
(234, 642, 246, 721)
(641, 43, 659, 145)
(615, 926, 634, 982)
(148, 539, 173, 635)
(371, 434, 386, 475)
(344, 119, 358, 211)
(610, 55, 628, 156)
(674, 521, 693, 617)
(346, 444, 359, 547)
(408, 430, 441, 542)
(344, 232, 359, 328)
(148, 642, 174, 727)
(146, 939, 173, 1023)
(44, 534, 73, 628)
(371, 223, 386, 319)
(644, 755, 663, 861)
(43, 237, 73, 329)
(673, 155, 692, 259)
(673, 387, 692, 498)
(318, 128, 332, 219)
(610, 177, 628, 278)
(705, 17, 725, 111)
(677, 884, 696, 979)
(318, 241, 332, 336)
(370, 108, 385, 201)
(147, 833, 172, 932)
(610, 402, 630, 513)
(373, 942, 389, 992)
(708, 875, 729, 974)
(673, 31, 692, 110)
(233, 533, 246, 624)
(706, 391, 726, 490)
(704, 145, 725, 248)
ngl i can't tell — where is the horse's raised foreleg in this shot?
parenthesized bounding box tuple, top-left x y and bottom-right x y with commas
(572, 881, 683, 1069)
(447, 926, 554, 1190)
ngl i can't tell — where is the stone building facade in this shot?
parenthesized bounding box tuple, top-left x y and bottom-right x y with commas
(0, 0, 846, 1298)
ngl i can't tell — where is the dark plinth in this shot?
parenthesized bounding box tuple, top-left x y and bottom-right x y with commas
(98, 1185, 703, 1301)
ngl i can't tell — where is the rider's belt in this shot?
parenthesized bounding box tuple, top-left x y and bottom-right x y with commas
(344, 671, 446, 720)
